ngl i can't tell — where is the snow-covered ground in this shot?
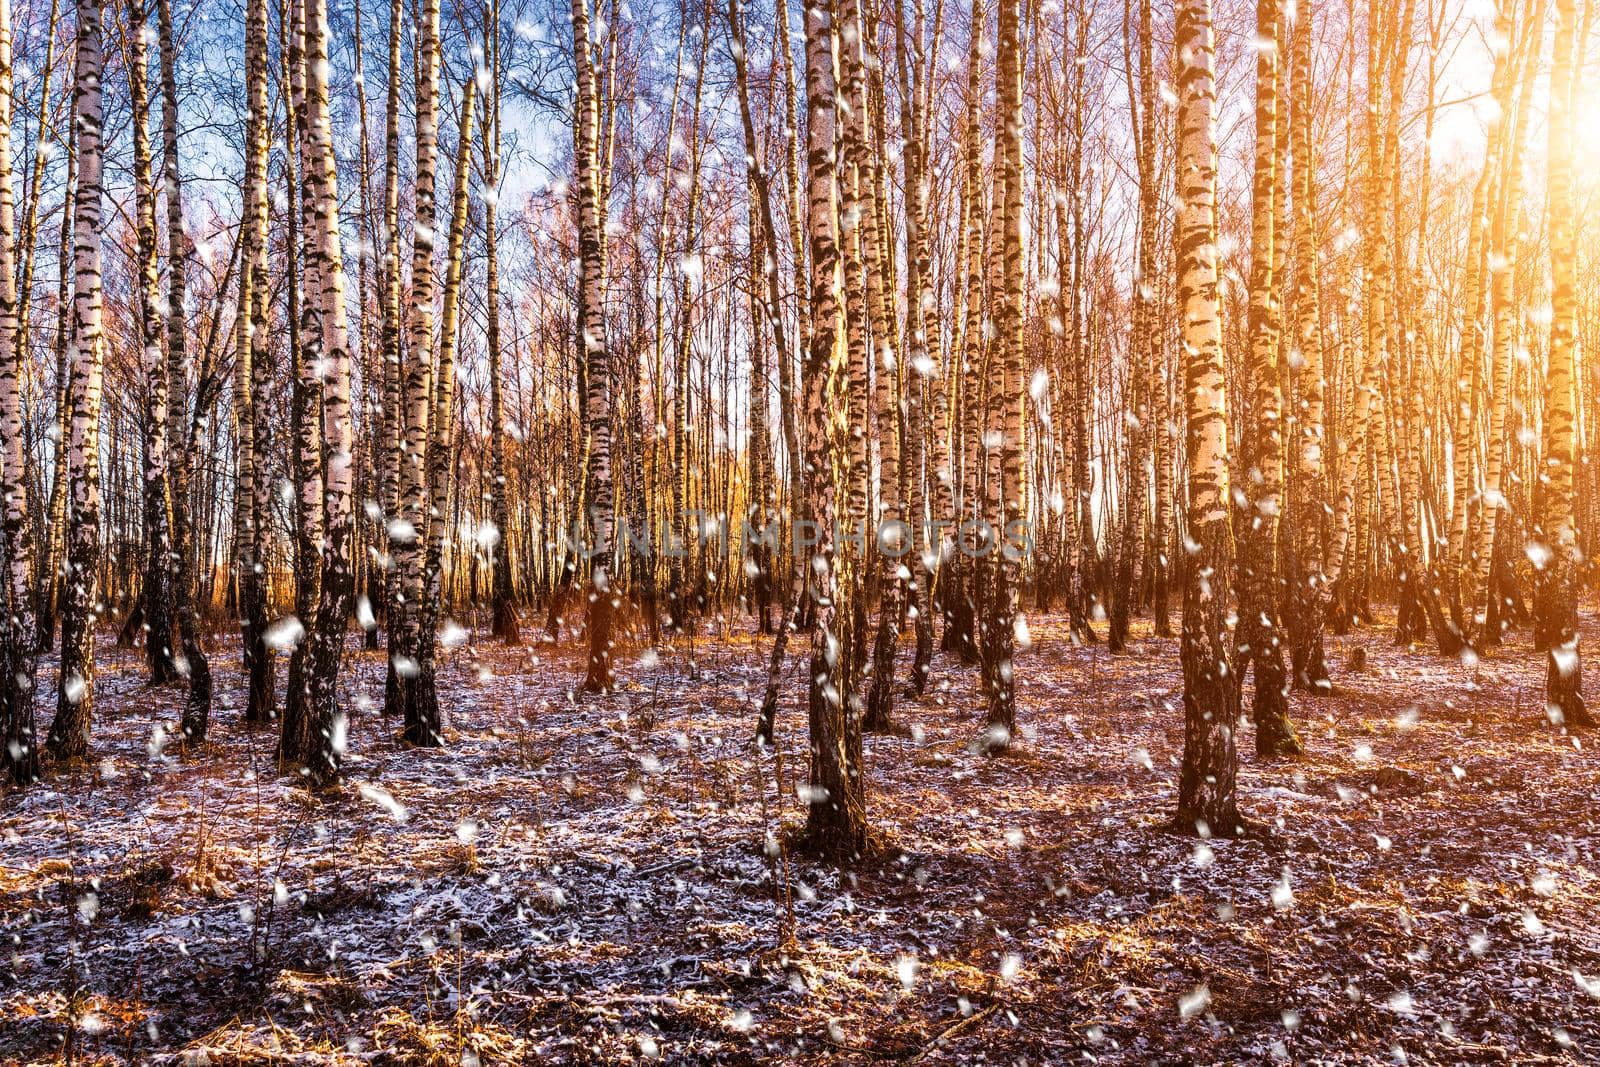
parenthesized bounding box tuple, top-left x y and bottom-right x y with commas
(3, 611, 1598, 1063)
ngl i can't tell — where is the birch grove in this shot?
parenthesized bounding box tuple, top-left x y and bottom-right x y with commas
(0, 0, 1587, 881)
(3, 0, 1600, 1057)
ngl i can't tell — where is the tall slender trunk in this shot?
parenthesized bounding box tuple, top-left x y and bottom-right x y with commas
(285, 0, 357, 784)
(36, 113, 74, 654)
(1238, 0, 1298, 756)
(835, 0, 882, 723)
(839, 0, 871, 657)
(483, 8, 516, 645)
(390, 0, 441, 735)
(280, 0, 325, 763)
(1466, 0, 1541, 649)
(1444, 166, 1492, 630)
(800, 0, 867, 860)
(1067, 1, 1096, 636)
(981, 0, 1023, 748)
(239, 0, 275, 722)
(1536, 0, 1591, 728)
(1110, 0, 1155, 654)
(1284, 0, 1329, 692)
(45, 0, 108, 764)
(410, 78, 477, 745)
(1145, 0, 1173, 639)
(0, 0, 39, 783)
(1371, 0, 1429, 651)
(351, 0, 380, 654)
(1174, 0, 1240, 837)
(864, 0, 907, 730)
(379, 0, 404, 681)
(126, 2, 175, 687)
(667, 6, 709, 636)
(157, 0, 212, 743)
(574, 0, 617, 693)
(897, 0, 942, 697)
(731, 0, 803, 745)
(942, 0, 985, 665)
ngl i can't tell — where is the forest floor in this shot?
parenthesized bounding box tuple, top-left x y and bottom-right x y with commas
(2, 605, 1599, 1065)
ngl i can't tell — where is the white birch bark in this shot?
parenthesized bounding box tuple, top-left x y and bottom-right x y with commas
(0, 0, 38, 782)
(46, 0, 109, 763)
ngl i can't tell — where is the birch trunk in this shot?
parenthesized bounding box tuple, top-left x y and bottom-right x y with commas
(981, 0, 1024, 747)
(411, 78, 476, 746)
(126, 2, 175, 688)
(1110, 0, 1155, 654)
(159, 0, 212, 743)
(731, 0, 803, 745)
(1174, 0, 1241, 836)
(483, 11, 517, 645)
(1283, 0, 1329, 692)
(280, 0, 325, 764)
(379, 0, 404, 674)
(941, 1, 985, 665)
(46, 0, 108, 763)
(34, 115, 73, 654)
(573, 0, 618, 694)
(391, 0, 441, 736)
(1238, 0, 1299, 756)
(238, 0, 274, 722)
(1148, 0, 1173, 640)
(0, 0, 38, 782)
(800, 0, 867, 860)
(1535, 0, 1591, 727)
(285, 0, 357, 783)
(1444, 166, 1492, 631)
(1466, 0, 1541, 649)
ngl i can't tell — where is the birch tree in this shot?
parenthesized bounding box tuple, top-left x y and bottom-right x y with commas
(281, 0, 358, 784)
(389, 0, 442, 737)
(411, 77, 477, 744)
(1465, 0, 1541, 649)
(160, 0, 212, 742)
(45, 0, 109, 763)
(482, 3, 518, 645)
(127, 0, 176, 688)
(981, 0, 1024, 749)
(1535, 0, 1591, 728)
(800, 0, 867, 860)
(1237, 0, 1299, 756)
(236, 0, 274, 723)
(1173, 0, 1240, 836)
(1283, 0, 1329, 694)
(0, 0, 38, 783)
(573, 0, 618, 694)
